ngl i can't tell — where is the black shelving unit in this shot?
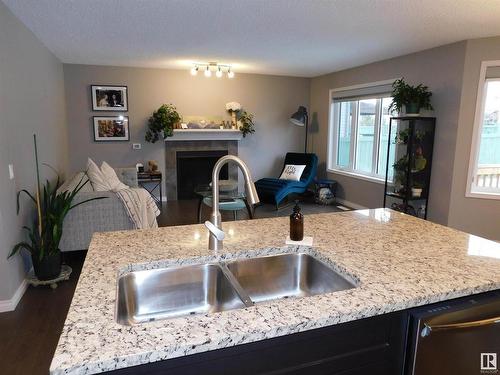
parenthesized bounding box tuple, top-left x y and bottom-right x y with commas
(383, 116, 436, 219)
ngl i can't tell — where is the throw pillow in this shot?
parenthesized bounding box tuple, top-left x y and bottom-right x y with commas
(56, 172, 93, 195)
(86, 158, 110, 191)
(279, 164, 306, 181)
(101, 161, 129, 192)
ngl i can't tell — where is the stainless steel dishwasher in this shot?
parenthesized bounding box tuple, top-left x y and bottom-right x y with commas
(406, 290, 500, 375)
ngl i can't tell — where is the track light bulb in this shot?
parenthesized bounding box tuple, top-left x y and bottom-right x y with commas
(227, 69, 235, 79)
(190, 66, 198, 76)
(204, 66, 211, 77)
(216, 67, 223, 78)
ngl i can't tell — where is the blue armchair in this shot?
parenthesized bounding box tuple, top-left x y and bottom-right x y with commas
(255, 152, 318, 209)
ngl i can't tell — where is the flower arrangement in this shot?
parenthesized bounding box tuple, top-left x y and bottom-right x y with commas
(225, 102, 242, 113)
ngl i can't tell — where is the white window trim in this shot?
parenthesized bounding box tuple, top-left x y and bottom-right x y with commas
(466, 60, 500, 200)
(327, 79, 397, 185)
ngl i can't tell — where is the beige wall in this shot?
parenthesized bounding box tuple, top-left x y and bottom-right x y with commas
(0, 2, 68, 302)
(448, 37, 500, 241)
(63, 64, 310, 194)
(309, 42, 467, 225)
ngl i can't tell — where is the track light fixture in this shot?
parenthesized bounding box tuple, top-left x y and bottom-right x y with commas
(189, 62, 234, 78)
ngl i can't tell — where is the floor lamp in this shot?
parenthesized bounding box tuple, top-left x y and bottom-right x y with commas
(290, 106, 309, 153)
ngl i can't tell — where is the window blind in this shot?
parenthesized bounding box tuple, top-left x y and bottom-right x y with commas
(485, 66, 500, 79)
(331, 80, 394, 102)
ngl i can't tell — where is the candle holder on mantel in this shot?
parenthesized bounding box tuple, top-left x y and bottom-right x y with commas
(231, 112, 237, 129)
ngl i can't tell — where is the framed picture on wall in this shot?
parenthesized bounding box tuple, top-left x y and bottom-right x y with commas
(93, 116, 129, 142)
(91, 85, 128, 111)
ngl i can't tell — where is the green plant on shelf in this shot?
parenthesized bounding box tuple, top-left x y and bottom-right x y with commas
(392, 155, 409, 194)
(237, 110, 256, 137)
(388, 78, 433, 115)
(145, 104, 181, 143)
(395, 128, 426, 144)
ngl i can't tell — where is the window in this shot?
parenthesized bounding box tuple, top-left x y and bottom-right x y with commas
(328, 82, 396, 183)
(467, 61, 500, 198)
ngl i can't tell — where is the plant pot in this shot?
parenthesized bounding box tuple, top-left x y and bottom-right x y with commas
(32, 252, 62, 281)
(405, 102, 421, 115)
(411, 188, 423, 198)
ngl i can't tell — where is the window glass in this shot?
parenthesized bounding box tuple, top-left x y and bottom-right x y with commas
(329, 95, 392, 181)
(377, 97, 395, 179)
(355, 99, 376, 173)
(337, 101, 353, 168)
(473, 80, 500, 193)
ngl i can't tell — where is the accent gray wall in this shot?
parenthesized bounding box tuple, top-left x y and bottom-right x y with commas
(309, 42, 467, 225)
(63, 64, 310, 195)
(448, 37, 500, 241)
(0, 2, 68, 302)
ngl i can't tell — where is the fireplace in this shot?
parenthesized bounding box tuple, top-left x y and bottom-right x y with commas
(176, 150, 228, 200)
(164, 140, 238, 200)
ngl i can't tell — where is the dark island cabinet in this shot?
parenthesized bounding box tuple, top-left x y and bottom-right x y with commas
(104, 311, 407, 375)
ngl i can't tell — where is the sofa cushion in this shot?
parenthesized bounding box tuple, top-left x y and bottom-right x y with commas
(279, 164, 306, 181)
(101, 161, 129, 192)
(87, 158, 110, 191)
(57, 172, 93, 194)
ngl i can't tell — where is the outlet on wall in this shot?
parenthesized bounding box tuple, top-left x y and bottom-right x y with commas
(132, 143, 142, 150)
(8, 164, 14, 180)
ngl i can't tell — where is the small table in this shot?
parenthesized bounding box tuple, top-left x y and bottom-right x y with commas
(195, 181, 253, 222)
(138, 171, 162, 207)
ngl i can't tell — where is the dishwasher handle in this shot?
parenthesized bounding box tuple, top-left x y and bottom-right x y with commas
(421, 315, 500, 337)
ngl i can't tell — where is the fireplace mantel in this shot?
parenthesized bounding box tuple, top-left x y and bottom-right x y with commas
(165, 129, 243, 141)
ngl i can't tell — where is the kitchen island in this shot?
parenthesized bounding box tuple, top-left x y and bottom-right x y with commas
(50, 209, 500, 374)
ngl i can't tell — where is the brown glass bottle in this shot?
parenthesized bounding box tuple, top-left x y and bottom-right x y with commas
(290, 202, 304, 241)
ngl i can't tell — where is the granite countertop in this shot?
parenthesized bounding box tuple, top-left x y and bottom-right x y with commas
(50, 209, 500, 374)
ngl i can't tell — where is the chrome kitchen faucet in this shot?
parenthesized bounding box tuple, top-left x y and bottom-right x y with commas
(204, 155, 259, 253)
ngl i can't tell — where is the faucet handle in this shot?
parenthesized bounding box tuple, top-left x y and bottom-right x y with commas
(204, 221, 225, 241)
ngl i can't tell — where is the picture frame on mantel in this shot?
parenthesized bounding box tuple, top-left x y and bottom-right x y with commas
(91, 85, 128, 111)
(93, 116, 129, 142)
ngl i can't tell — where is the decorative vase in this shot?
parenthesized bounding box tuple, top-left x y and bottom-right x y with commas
(32, 251, 62, 281)
(411, 188, 423, 198)
(231, 112, 237, 129)
(405, 102, 421, 115)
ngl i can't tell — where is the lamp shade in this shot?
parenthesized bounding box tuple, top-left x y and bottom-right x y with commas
(290, 106, 308, 127)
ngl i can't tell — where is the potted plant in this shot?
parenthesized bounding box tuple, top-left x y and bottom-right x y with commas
(411, 181, 424, 198)
(8, 135, 104, 280)
(237, 110, 255, 137)
(145, 104, 181, 143)
(392, 155, 408, 194)
(395, 128, 426, 144)
(388, 78, 433, 115)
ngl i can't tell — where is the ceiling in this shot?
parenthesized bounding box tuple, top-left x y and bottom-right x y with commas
(3, 0, 500, 77)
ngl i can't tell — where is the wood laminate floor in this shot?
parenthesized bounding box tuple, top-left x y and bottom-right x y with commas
(0, 251, 86, 375)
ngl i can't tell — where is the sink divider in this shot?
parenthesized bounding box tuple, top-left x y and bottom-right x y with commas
(219, 263, 255, 308)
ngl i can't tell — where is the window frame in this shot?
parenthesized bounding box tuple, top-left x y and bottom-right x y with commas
(327, 80, 395, 184)
(466, 60, 500, 200)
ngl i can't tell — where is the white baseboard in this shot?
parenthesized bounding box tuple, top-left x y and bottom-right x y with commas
(336, 198, 368, 210)
(0, 279, 27, 313)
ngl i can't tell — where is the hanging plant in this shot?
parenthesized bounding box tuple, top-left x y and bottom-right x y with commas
(145, 104, 181, 143)
(237, 110, 255, 137)
(388, 78, 433, 115)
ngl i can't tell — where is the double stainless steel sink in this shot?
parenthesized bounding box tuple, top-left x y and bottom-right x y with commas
(116, 253, 355, 325)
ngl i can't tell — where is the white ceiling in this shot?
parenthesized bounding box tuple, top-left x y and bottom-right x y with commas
(3, 0, 500, 77)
